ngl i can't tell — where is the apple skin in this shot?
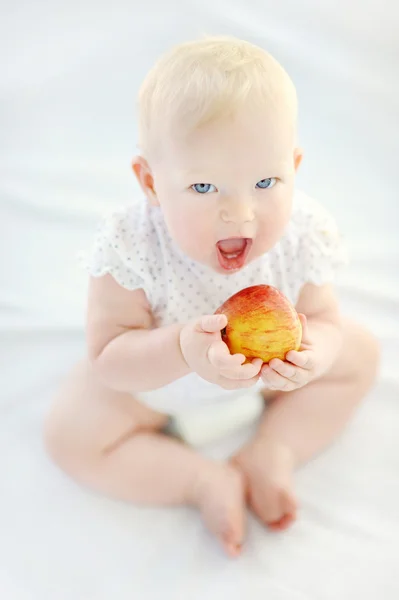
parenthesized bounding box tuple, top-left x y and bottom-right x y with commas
(215, 285, 302, 363)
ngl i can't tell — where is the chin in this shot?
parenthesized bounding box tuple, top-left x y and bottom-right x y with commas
(213, 264, 242, 275)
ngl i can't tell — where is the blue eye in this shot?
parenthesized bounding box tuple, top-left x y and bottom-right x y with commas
(191, 183, 217, 194)
(256, 178, 277, 189)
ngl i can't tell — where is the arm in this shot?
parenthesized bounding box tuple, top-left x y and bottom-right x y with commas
(294, 282, 343, 378)
(87, 274, 261, 394)
(86, 274, 190, 393)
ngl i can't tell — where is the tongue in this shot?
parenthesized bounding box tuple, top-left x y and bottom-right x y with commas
(217, 238, 246, 254)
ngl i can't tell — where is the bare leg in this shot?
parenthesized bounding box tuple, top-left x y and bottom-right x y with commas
(233, 320, 380, 530)
(44, 360, 245, 557)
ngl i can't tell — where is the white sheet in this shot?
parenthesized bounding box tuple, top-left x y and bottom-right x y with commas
(1, 1, 398, 598)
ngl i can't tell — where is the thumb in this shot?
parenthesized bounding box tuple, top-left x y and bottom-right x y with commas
(197, 313, 228, 334)
(298, 313, 311, 344)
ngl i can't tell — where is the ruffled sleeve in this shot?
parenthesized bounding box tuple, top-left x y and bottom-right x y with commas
(295, 195, 348, 288)
(82, 207, 147, 292)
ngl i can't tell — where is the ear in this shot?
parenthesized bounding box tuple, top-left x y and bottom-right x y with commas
(294, 147, 304, 171)
(132, 156, 159, 206)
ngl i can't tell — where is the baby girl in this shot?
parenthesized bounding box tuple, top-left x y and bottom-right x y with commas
(45, 36, 379, 557)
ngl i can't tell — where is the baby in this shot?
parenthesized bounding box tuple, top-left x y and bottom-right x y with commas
(45, 36, 379, 557)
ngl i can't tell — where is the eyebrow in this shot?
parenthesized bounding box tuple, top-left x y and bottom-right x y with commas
(179, 169, 210, 177)
(179, 164, 290, 178)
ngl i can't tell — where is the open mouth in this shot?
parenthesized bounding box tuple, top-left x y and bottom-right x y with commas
(216, 238, 252, 271)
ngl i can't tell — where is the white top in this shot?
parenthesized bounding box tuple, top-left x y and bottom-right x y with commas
(84, 189, 346, 415)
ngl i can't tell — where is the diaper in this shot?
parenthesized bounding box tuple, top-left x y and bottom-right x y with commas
(164, 390, 265, 447)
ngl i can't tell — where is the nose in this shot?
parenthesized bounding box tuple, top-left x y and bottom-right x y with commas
(220, 197, 255, 224)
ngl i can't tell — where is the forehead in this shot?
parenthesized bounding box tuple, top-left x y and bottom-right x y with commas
(165, 109, 295, 173)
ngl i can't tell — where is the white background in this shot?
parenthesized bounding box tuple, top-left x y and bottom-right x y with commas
(1, 1, 398, 598)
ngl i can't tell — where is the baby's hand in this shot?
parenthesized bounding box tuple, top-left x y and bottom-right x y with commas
(180, 314, 262, 390)
(261, 314, 317, 392)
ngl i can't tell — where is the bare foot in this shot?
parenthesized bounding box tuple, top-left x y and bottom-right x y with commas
(232, 439, 297, 531)
(193, 463, 246, 557)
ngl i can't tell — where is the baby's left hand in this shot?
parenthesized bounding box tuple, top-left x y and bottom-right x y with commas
(261, 314, 318, 392)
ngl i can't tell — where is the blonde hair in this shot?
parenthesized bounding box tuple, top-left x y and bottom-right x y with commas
(138, 36, 297, 158)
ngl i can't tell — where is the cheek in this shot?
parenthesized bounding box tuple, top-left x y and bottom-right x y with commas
(258, 190, 292, 238)
(160, 197, 214, 255)
(163, 202, 191, 237)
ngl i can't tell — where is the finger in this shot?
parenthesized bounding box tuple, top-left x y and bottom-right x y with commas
(208, 340, 245, 369)
(251, 358, 264, 370)
(261, 365, 295, 391)
(269, 358, 296, 378)
(298, 313, 311, 345)
(197, 314, 227, 334)
(220, 360, 262, 381)
(237, 374, 262, 389)
(268, 358, 304, 384)
(219, 374, 261, 391)
(285, 350, 315, 370)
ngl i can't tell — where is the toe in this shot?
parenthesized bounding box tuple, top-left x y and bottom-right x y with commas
(249, 483, 297, 529)
(268, 512, 296, 531)
(197, 464, 246, 558)
(282, 487, 297, 514)
(220, 501, 245, 556)
(268, 489, 297, 531)
(249, 483, 281, 525)
(224, 539, 243, 558)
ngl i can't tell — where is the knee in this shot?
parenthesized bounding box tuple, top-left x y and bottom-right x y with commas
(43, 402, 78, 472)
(43, 397, 103, 478)
(354, 324, 380, 368)
(43, 392, 147, 476)
(348, 322, 380, 384)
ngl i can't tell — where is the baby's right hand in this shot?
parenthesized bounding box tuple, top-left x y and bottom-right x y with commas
(179, 314, 262, 390)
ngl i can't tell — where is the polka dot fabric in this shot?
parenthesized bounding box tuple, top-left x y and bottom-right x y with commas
(83, 189, 347, 414)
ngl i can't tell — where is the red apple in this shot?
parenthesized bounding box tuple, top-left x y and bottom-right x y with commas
(215, 285, 302, 363)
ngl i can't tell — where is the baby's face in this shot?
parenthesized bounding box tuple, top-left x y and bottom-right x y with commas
(146, 108, 301, 274)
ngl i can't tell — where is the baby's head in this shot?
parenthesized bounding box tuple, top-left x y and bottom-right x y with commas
(133, 36, 303, 274)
